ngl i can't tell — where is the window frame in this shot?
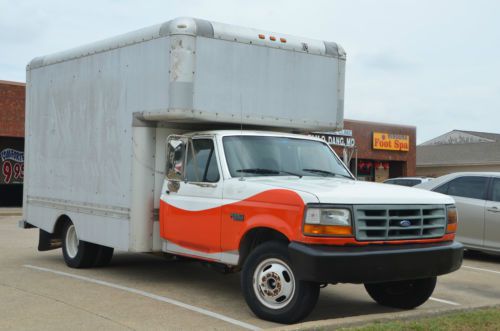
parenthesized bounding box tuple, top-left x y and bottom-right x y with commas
(487, 177, 500, 202)
(184, 137, 221, 185)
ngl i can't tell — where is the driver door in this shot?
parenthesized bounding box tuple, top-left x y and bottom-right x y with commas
(160, 136, 223, 255)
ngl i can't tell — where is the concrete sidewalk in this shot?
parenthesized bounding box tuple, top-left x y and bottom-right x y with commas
(0, 208, 22, 216)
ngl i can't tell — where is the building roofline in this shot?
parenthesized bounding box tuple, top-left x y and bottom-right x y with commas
(0, 80, 26, 86)
(417, 161, 500, 167)
(344, 118, 416, 130)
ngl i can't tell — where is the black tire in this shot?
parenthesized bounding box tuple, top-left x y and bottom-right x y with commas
(364, 277, 437, 309)
(61, 221, 99, 268)
(241, 241, 320, 324)
(93, 245, 114, 267)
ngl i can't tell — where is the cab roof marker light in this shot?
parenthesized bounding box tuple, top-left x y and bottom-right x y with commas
(280, 37, 287, 43)
(258, 34, 265, 39)
(269, 36, 276, 41)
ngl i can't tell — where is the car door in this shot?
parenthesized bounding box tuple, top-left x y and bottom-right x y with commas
(435, 176, 488, 247)
(484, 177, 500, 251)
(160, 136, 223, 255)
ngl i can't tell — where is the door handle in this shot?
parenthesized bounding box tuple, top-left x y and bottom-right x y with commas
(487, 206, 500, 213)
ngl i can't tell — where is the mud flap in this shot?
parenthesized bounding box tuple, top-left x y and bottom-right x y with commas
(38, 229, 62, 251)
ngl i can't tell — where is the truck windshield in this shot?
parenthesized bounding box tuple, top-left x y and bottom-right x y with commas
(223, 136, 353, 179)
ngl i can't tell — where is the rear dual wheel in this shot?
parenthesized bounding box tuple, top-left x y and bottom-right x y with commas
(62, 221, 114, 268)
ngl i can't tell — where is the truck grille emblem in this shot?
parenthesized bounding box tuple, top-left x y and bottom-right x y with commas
(399, 220, 412, 227)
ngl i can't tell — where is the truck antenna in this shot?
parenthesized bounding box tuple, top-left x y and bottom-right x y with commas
(240, 94, 243, 134)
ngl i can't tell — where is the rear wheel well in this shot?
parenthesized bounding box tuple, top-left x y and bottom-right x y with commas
(53, 214, 72, 239)
(239, 227, 289, 266)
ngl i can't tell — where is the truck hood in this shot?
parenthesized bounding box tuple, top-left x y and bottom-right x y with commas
(248, 177, 455, 205)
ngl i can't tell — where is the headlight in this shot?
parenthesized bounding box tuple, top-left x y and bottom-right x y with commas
(446, 205, 458, 233)
(304, 207, 353, 236)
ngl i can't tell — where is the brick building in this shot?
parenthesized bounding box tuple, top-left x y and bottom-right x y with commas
(312, 119, 416, 182)
(0, 80, 25, 206)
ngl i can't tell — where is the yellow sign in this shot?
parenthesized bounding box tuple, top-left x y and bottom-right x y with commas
(373, 132, 410, 151)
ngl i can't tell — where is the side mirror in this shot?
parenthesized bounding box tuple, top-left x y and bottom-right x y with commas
(166, 135, 188, 181)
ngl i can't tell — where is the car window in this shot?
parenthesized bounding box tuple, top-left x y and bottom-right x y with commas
(398, 179, 421, 187)
(490, 178, 500, 202)
(445, 176, 489, 200)
(185, 139, 220, 183)
(386, 179, 420, 186)
(434, 182, 449, 194)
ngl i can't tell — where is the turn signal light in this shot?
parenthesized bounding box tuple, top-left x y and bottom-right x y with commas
(446, 206, 458, 233)
(303, 224, 353, 236)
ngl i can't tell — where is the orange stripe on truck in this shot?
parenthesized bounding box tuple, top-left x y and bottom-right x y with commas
(160, 188, 456, 256)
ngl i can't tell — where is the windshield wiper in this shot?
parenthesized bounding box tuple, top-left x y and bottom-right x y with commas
(236, 168, 302, 178)
(302, 168, 352, 179)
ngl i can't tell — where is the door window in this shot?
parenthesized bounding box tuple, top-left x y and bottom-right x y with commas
(444, 176, 489, 200)
(490, 178, 500, 202)
(185, 139, 220, 183)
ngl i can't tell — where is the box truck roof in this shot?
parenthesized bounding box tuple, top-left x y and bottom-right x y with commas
(28, 17, 345, 70)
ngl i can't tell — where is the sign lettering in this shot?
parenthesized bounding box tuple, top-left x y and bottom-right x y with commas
(373, 132, 410, 152)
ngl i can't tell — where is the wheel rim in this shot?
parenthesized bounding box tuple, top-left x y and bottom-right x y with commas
(252, 258, 296, 310)
(65, 224, 79, 258)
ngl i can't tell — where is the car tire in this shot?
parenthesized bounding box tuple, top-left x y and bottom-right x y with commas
(93, 245, 114, 267)
(364, 277, 437, 309)
(241, 241, 320, 324)
(61, 221, 99, 268)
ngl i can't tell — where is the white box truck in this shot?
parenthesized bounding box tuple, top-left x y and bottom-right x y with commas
(22, 17, 463, 323)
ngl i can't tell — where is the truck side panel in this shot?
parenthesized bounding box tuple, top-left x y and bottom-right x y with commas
(25, 37, 171, 250)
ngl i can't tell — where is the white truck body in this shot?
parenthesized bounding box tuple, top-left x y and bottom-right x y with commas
(24, 17, 346, 252)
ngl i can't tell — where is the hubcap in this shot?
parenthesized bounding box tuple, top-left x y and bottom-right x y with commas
(253, 258, 295, 309)
(65, 224, 79, 258)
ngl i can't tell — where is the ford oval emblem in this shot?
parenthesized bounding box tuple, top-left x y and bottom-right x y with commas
(400, 220, 412, 227)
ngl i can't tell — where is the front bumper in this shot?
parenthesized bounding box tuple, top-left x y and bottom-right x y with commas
(288, 241, 463, 284)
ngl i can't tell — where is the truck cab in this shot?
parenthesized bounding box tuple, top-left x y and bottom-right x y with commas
(159, 130, 462, 322)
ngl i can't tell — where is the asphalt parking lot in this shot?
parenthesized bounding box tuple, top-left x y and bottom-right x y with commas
(1, 213, 500, 331)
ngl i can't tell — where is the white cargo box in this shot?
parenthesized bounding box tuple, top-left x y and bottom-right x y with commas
(28, 17, 345, 130)
(24, 17, 346, 252)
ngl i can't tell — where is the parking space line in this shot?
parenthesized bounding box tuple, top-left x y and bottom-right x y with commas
(24, 265, 261, 331)
(463, 265, 500, 275)
(429, 297, 460, 306)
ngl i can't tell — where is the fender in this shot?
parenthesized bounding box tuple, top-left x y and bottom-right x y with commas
(220, 189, 306, 251)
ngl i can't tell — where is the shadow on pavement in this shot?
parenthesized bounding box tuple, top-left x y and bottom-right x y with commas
(464, 249, 500, 263)
(35, 251, 404, 322)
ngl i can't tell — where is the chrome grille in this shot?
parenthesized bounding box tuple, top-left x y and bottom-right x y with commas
(354, 205, 447, 241)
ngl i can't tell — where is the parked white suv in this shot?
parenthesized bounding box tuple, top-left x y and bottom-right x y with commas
(416, 172, 500, 255)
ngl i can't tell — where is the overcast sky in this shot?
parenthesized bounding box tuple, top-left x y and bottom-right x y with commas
(1, 0, 499, 143)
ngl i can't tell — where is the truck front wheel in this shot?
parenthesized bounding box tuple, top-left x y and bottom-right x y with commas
(62, 221, 99, 268)
(241, 241, 319, 324)
(364, 277, 437, 309)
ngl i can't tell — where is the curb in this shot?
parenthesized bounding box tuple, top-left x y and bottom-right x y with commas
(268, 303, 500, 330)
(0, 208, 23, 216)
